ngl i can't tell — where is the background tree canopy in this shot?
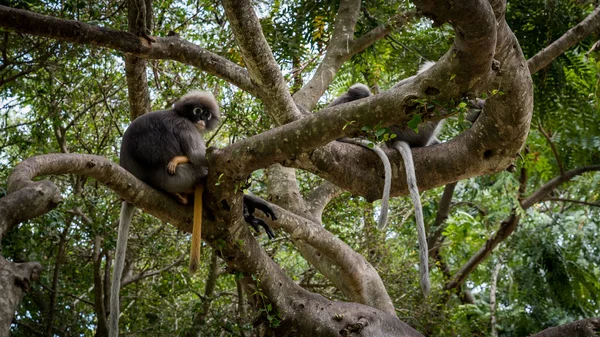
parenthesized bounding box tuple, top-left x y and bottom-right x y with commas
(0, 0, 599, 336)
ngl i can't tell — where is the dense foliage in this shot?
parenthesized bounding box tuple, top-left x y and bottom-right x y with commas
(1, 0, 599, 336)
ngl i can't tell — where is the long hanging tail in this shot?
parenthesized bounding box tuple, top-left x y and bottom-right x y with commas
(189, 184, 204, 274)
(339, 137, 391, 229)
(109, 201, 135, 337)
(393, 141, 431, 297)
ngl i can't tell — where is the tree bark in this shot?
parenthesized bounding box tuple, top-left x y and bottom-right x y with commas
(0, 256, 42, 336)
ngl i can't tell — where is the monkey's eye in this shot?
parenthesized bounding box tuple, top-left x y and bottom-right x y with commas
(192, 107, 202, 115)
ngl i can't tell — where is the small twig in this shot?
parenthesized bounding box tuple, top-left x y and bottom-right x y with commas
(543, 197, 600, 208)
(537, 123, 564, 175)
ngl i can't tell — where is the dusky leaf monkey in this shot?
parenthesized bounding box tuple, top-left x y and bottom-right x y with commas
(330, 62, 440, 297)
(111, 90, 220, 337)
(111, 90, 277, 337)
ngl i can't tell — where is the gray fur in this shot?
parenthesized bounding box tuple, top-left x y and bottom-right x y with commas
(329, 83, 393, 229)
(385, 61, 438, 298)
(327, 83, 371, 107)
(109, 201, 134, 337)
(110, 90, 219, 337)
(120, 91, 220, 194)
(330, 61, 438, 298)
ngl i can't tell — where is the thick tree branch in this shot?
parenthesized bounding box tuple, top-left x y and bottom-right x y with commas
(293, 0, 363, 110)
(264, 170, 394, 314)
(305, 182, 342, 220)
(6, 154, 193, 232)
(221, 0, 301, 124)
(213, 216, 422, 336)
(528, 6, 600, 74)
(124, 0, 153, 120)
(0, 5, 258, 95)
(0, 256, 43, 336)
(266, 164, 315, 221)
(0, 179, 61, 240)
(529, 317, 600, 337)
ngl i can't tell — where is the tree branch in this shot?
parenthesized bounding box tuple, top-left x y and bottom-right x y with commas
(259, 200, 396, 314)
(0, 5, 257, 95)
(121, 254, 185, 287)
(221, 0, 301, 124)
(350, 11, 415, 56)
(528, 6, 600, 74)
(446, 165, 600, 291)
(305, 182, 342, 220)
(293, 0, 363, 110)
(521, 165, 600, 209)
(537, 124, 564, 176)
(124, 0, 152, 120)
(543, 197, 600, 208)
(6, 154, 192, 232)
(529, 316, 600, 337)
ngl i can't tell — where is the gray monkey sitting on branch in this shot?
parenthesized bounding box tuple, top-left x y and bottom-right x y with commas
(329, 62, 440, 297)
(110, 90, 276, 337)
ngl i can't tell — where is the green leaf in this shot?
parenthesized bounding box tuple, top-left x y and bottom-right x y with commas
(408, 114, 422, 132)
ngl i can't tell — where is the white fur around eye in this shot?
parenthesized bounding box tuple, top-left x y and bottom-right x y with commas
(193, 107, 201, 114)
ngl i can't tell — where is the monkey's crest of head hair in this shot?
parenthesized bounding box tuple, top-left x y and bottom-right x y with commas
(348, 83, 371, 97)
(174, 90, 221, 131)
(174, 90, 221, 119)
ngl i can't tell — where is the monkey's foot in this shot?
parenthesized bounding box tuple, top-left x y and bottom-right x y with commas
(174, 193, 189, 205)
(140, 32, 157, 44)
(247, 217, 276, 239)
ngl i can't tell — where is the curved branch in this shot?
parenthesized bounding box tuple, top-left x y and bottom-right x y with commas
(263, 199, 395, 314)
(6, 154, 193, 232)
(0, 179, 61, 239)
(0, 5, 257, 95)
(221, 0, 301, 124)
(292, 0, 363, 110)
(305, 182, 342, 220)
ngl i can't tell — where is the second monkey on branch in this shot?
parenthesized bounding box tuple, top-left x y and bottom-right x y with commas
(329, 62, 441, 298)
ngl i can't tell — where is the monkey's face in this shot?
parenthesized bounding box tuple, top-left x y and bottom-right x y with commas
(181, 104, 216, 131)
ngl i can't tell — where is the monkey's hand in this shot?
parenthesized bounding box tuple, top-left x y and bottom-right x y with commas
(167, 156, 191, 175)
